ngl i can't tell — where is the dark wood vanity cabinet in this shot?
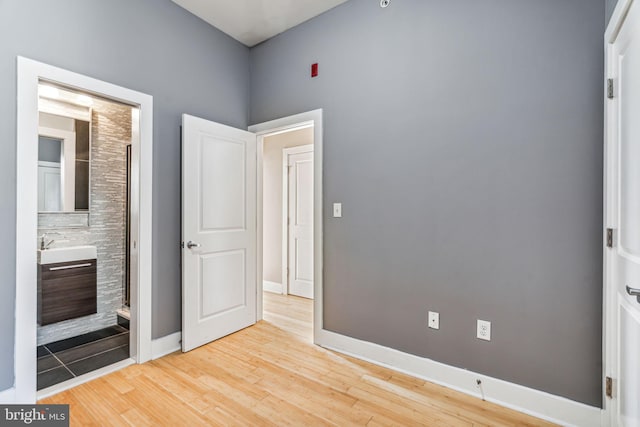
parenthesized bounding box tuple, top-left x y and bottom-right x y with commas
(38, 259, 97, 326)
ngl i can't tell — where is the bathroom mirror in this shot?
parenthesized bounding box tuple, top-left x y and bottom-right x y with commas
(37, 113, 91, 213)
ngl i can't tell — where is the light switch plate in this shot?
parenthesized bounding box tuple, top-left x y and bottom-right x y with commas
(333, 203, 342, 217)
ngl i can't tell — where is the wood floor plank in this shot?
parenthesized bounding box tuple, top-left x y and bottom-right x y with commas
(39, 292, 556, 426)
(68, 386, 131, 427)
(118, 407, 155, 427)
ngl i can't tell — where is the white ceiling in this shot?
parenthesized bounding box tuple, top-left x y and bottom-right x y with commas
(172, 0, 350, 47)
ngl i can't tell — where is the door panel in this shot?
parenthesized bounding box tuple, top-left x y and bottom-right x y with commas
(182, 114, 257, 352)
(295, 239, 314, 282)
(200, 250, 246, 318)
(288, 149, 314, 299)
(619, 303, 640, 426)
(200, 137, 246, 230)
(38, 165, 61, 211)
(620, 18, 640, 256)
(296, 160, 313, 226)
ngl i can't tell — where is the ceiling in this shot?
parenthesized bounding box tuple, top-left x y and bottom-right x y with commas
(172, 0, 350, 47)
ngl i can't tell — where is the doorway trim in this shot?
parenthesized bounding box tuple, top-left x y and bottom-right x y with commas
(248, 110, 322, 341)
(15, 57, 153, 403)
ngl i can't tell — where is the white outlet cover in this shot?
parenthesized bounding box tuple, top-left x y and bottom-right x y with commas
(477, 319, 491, 341)
(428, 311, 439, 330)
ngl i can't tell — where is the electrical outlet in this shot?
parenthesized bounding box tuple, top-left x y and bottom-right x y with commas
(428, 311, 439, 330)
(477, 319, 491, 341)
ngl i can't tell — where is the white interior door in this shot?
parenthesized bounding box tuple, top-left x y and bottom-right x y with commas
(287, 147, 314, 299)
(37, 163, 61, 211)
(181, 114, 257, 352)
(607, 2, 640, 425)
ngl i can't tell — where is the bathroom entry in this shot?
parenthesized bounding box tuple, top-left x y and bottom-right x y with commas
(35, 82, 138, 392)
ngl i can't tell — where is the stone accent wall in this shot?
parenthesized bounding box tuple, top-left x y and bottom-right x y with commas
(38, 212, 89, 229)
(37, 98, 131, 345)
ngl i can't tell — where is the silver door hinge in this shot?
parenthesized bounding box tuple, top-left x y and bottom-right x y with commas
(607, 79, 615, 99)
(606, 376, 613, 398)
(606, 228, 615, 248)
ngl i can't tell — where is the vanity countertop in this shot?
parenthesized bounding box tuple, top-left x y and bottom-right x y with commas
(38, 245, 97, 264)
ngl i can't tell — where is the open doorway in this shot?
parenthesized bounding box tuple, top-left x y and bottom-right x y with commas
(248, 110, 323, 345)
(261, 126, 314, 341)
(180, 110, 322, 352)
(35, 82, 136, 392)
(15, 57, 153, 403)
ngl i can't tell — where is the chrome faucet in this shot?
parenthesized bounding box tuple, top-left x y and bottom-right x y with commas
(40, 233, 59, 250)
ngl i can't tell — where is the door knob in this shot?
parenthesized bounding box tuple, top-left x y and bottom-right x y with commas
(186, 241, 201, 249)
(626, 285, 640, 303)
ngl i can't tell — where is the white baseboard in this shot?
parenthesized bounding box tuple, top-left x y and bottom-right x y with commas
(315, 329, 602, 427)
(263, 280, 284, 294)
(151, 332, 182, 360)
(0, 387, 16, 404)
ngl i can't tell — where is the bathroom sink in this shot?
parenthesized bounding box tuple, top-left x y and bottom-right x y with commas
(38, 245, 97, 264)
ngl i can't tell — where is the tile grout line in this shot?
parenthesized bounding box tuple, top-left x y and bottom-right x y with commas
(42, 344, 55, 358)
(41, 325, 130, 353)
(48, 329, 129, 355)
(37, 347, 63, 375)
(65, 344, 130, 375)
(49, 350, 76, 378)
(55, 334, 129, 367)
(38, 326, 129, 387)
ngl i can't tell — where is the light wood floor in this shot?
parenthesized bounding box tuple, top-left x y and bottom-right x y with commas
(263, 291, 313, 342)
(41, 292, 555, 426)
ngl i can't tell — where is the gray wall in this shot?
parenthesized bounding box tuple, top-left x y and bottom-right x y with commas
(250, 0, 605, 406)
(606, 0, 618, 24)
(0, 0, 249, 390)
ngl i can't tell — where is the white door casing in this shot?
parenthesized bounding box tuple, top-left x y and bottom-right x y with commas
(286, 146, 314, 299)
(14, 57, 153, 403)
(248, 110, 323, 335)
(181, 114, 257, 352)
(605, 1, 640, 425)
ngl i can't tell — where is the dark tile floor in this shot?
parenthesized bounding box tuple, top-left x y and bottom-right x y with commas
(37, 325, 129, 391)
